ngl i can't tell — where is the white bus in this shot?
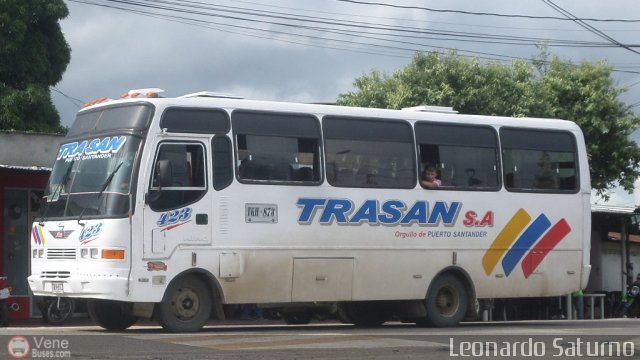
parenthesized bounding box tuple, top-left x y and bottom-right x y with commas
(29, 89, 591, 332)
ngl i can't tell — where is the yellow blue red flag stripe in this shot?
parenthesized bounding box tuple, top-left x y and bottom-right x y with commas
(482, 208, 571, 278)
(32, 225, 45, 245)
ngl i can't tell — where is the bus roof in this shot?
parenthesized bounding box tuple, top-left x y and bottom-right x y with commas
(79, 91, 580, 131)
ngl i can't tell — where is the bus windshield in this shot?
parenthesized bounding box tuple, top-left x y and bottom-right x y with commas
(41, 135, 141, 219)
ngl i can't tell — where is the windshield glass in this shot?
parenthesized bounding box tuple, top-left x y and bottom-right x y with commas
(42, 135, 141, 219)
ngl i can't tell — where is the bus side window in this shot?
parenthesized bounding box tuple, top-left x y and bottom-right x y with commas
(323, 116, 415, 189)
(212, 135, 233, 190)
(232, 111, 322, 185)
(415, 123, 499, 190)
(149, 142, 207, 211)
(500, 128, 578, 193)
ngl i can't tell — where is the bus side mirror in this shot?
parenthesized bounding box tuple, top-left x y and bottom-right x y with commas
(155, 160, 173, 187)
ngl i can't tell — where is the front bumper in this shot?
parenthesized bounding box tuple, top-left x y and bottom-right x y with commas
(28, 272, 130, 301)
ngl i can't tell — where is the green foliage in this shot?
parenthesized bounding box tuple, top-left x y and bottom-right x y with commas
(0, 0, 70, 132)
(0, 84, 66, 133)
(337, 51, 640, 194)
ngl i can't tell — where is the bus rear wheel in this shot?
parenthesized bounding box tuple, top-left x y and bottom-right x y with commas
(157, 276, 212, 333)
(88, 299, 137, 331)
(424, 274, 468, 327)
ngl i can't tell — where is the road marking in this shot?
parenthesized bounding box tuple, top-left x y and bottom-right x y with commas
(131, 333, 446, 351)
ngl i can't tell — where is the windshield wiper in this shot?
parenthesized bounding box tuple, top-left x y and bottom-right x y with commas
(78, 162, 124, 225)
(39, 162, 74, 226)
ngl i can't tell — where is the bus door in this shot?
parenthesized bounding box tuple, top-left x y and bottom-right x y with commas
(143, 141, 212, 259)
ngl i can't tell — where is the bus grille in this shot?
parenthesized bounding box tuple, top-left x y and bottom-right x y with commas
(40, 271, 71, 279)
(46, 248, 76, 260)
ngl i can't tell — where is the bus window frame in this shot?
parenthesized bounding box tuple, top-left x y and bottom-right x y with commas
(160, 107, 230, 134)
(232, 109, 323, 186)
(414, 121, 501, 192)
(500, 127, 580, 194)
(322, 115, 417, 189)
(147, 140, 209, 212)
(212, 135, 234, 191)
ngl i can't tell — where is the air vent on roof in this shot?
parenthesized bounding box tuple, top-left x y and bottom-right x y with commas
(180, 91, 243, 99)
(401, 105, 457, 114)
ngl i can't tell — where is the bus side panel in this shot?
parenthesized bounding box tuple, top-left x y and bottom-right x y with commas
(203, 182, 586, 304)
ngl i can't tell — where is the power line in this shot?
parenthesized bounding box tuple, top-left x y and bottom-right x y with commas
(50, 86, 84, 108)
(69, 0, 514, 60)
(629, 100, 640, 108)
(70, 0, 414, 59)
(224, 0, 640, 33)
(68, 0, 640, 74)
(78, 0, 633, 48)
(541, 0, 640, 56)
(336, 0, 640, 23)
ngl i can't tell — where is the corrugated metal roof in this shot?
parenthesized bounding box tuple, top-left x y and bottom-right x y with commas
(591, 204, 638, 214)
(0, 164, 52, 172)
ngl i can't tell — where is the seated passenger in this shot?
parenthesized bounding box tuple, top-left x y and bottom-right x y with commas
(297, 167, 313, 181)
(421, 166, 441, 189)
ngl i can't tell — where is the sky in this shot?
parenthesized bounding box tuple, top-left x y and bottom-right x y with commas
(51, 0, 640, 207)
(53, 1, 640, 126)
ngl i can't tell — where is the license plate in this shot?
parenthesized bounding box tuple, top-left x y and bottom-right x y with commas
(51, 282, 64, 293)
(245, 203, 278, 223)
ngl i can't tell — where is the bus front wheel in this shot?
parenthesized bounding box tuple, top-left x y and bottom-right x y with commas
(88, 299, 137, 331)
(157, 276, 212, 333)
(424, 274, 468, 327)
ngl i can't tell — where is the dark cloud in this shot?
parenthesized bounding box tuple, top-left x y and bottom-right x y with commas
(53, 0, 640, 127)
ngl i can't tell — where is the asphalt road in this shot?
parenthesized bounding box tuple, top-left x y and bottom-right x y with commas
(2, 319, 640, 359)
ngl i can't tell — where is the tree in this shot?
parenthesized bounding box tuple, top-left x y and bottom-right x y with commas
(337, 51, 640, 195)
(0, 0, 70, 133)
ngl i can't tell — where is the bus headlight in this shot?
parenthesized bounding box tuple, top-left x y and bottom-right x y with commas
(80, 248, 89, 259)
(90, 248, 99, 259)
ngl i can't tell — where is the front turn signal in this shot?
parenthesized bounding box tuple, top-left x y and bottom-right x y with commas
(102, 249, 125, 260)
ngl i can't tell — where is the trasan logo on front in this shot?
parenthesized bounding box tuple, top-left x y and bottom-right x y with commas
(57, 136, 127, 161)
(296, 198, 462, 225)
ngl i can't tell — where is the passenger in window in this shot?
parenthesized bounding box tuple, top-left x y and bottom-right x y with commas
(534, 152, 556, 189)
(238, 158, 251, 179)
(465, 168, 482, 186)
(297, 167, 313, 181)
(421, 166, 441, 189)
(358, 157, 380, 185)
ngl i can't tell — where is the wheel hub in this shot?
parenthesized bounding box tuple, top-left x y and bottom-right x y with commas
(436, 286, 459, 317)
(173, 287, 200, 320)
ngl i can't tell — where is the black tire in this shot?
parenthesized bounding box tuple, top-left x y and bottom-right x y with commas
(157, 276, 212, 333)
(424, 274, 468, 327)
(282, 312, 311, 325)
(337, 301, 388, 327)
(45, 297, 75, 325)
(0, 303, 9, 327)
(88, 299, 138, 331)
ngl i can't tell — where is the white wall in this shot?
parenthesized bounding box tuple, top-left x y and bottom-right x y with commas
(0, 132, 64, 168)
(599, 240, 640, 292)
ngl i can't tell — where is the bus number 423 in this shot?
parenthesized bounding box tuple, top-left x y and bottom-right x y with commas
(157, 207, 192, 227)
